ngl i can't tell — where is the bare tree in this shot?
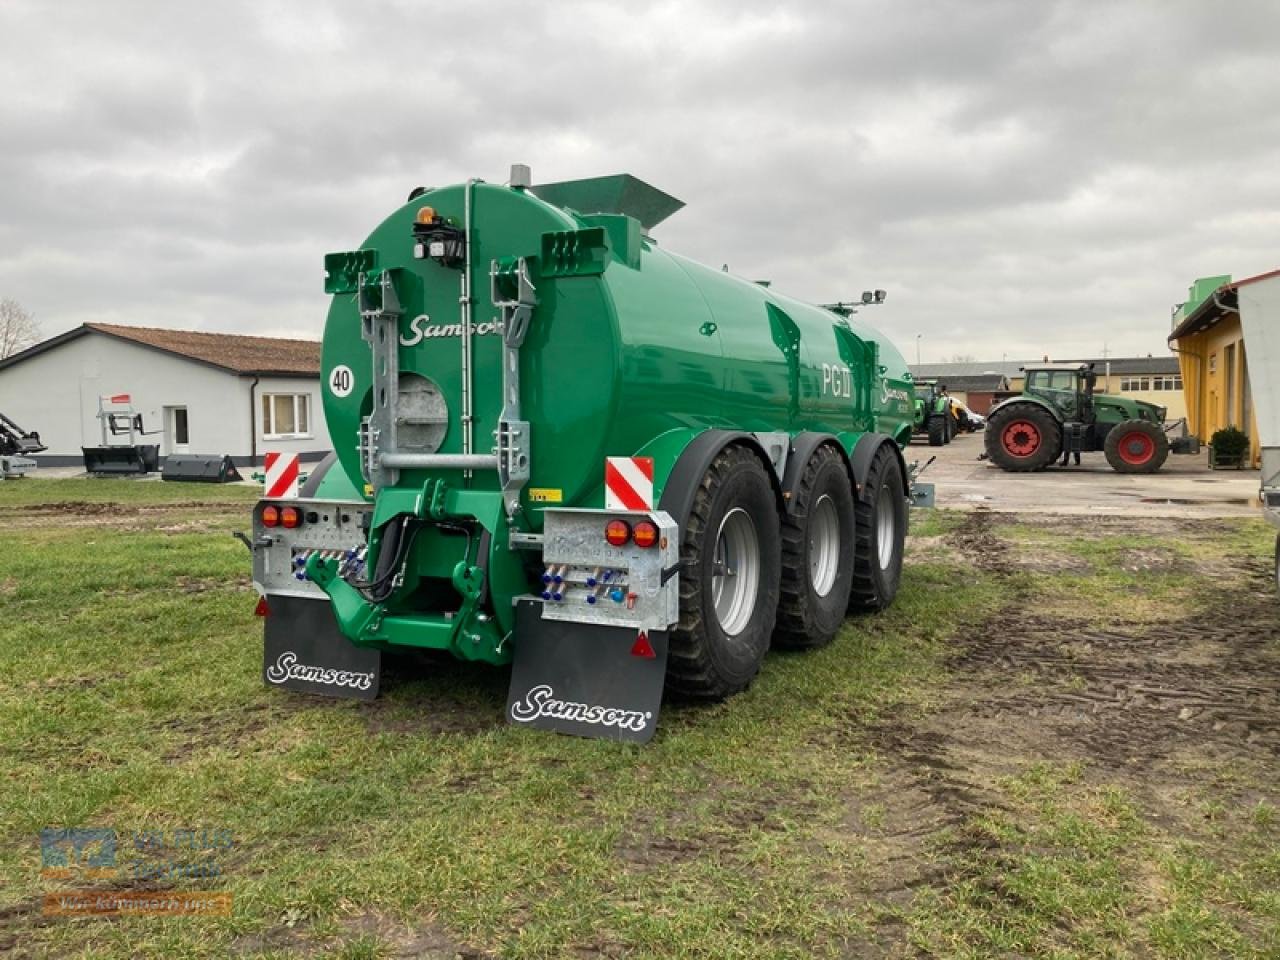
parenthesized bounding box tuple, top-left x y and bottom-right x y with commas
(946, 353, 977, 364)
(0, 299, 39, 359)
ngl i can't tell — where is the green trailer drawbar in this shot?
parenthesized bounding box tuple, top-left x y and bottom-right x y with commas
(246, 166, 919, 741)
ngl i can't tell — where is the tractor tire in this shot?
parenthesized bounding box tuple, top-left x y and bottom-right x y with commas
(927, 415, 947, 447)
(1104, 420, 1169, 474)
(775, 445, 856, 649)
(667, 444, 781, 699)
(848, 444, 907, 613)
(986, 405, 1062, 472)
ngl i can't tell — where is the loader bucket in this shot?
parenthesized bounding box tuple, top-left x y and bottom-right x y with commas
(82, 445, 160, 475)
(161, 454, 243, 483)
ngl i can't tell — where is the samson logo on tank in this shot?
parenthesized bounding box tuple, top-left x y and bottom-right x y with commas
(400, 314, 504, 347)
(881, 382, 912, 406)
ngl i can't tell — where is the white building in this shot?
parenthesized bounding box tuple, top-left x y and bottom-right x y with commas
(0, 323, 329, 466)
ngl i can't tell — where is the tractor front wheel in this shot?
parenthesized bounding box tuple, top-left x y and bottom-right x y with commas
(985, 405, 1062, 472)
(1104, 420, 1169, 474)
(667, 444, 781, 699)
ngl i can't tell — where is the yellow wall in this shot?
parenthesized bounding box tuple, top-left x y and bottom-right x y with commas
(1172, 315, 1261, 465)
(1093, 373, 1188, 422)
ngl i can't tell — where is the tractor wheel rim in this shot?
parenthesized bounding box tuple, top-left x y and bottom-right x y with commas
(712, 507, 760, 636)
(1118, 431, 1154, 465)
(1002, 420, 1041, 457)
(808, 494, 840, 597)
(876, 483, 896, 570)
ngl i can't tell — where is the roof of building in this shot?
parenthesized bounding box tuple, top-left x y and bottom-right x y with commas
(0, 323, 321, 376)
(911, 361, 1024, 379)
(1168, 267, 1280, 341)
(916, 373, 1010, 392)
(911, 355, 1178, 380)
(1071, 356, 1179, 374)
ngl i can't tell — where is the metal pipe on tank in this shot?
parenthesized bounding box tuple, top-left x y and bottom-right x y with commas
(460, 179, 476, 478)
(381, 452, 498, 470)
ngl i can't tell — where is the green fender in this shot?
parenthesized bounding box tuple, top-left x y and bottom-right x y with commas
(986, 394, 1063, 425)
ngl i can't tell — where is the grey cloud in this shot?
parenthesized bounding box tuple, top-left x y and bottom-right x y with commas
(1, 0, 1277, 362)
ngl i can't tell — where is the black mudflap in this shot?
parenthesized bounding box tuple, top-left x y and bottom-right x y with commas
(506, 599, 669, 744)
(262, 594, 380, 701)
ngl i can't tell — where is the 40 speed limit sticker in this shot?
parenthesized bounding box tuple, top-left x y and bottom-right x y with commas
(328, 365, 354, 398)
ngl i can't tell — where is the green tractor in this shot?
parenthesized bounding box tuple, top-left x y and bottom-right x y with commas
(985, 363, 1195, 473)
(913, 380, 953, 447)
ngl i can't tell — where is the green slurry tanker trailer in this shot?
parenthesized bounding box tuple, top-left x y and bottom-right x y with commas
(246, 166, 919, 742)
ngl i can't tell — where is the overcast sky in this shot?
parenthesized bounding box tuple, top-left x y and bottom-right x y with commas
(2, 0, 1277, 364)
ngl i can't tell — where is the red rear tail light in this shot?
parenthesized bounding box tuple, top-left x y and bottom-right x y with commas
(605, 519, 631, 546)
(261, 505, 280, 527)
(632, 520, 658, 548)
(280, 506, 302, 529)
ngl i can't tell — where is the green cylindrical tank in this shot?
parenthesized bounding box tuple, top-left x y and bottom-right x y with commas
(309, 173, 915, 664)
(321, 177, 914, 515)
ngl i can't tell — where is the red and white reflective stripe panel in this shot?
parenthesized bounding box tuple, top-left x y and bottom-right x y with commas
(263, 452, 300, 499)
(605, 456, 654, 511)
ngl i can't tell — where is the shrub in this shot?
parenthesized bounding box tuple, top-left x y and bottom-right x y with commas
(1210, 426, 1248, 462)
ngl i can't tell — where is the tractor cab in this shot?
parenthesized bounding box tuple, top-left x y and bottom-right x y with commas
(1022, 363, 1095, 423)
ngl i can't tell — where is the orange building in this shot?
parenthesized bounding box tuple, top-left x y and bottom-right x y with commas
(1168, 270, 1277, 467)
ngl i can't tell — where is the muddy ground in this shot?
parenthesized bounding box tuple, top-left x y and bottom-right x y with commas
(861, 509, 1280, 950)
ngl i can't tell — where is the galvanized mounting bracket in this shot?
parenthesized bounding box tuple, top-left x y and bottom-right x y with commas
(753, 431, 790, 483)
(907, 455, 937, 509)
(358, 269, 404, 491)
(491, 257, 538, 518)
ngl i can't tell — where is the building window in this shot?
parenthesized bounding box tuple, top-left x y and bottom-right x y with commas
(1224, 343, 1236, 425)
(1118, 375, 1183, 392)
(262, 393, 311, 438)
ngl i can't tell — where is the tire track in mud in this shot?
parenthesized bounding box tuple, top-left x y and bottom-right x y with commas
(853, 510, 1280, 923)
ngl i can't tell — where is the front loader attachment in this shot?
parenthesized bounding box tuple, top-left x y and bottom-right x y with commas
(82, 445, 160, 475)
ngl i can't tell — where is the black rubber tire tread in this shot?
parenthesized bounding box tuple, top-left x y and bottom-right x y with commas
(1103, 419, 1170, 474)
(775, 444, 856, 649)
(848, 444, 907, 613)
(927, 415, 946, 446)
(1274, 533, 1280, 599)
(667, 444, 781, 700)
(300, 452, 338, 498)
(985, 404, 1062, 472)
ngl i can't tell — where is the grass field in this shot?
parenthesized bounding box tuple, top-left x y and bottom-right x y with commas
(1, 479, 1277, 958)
